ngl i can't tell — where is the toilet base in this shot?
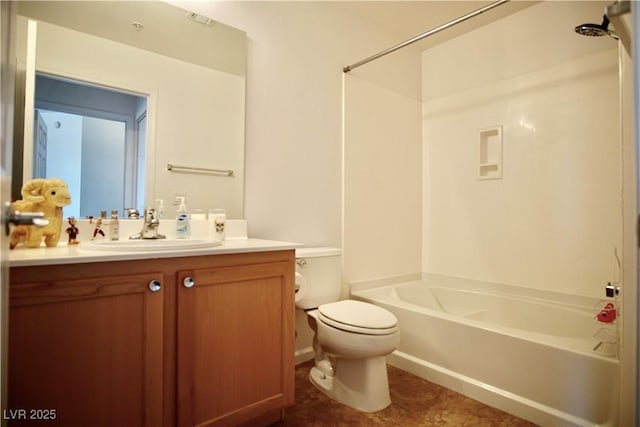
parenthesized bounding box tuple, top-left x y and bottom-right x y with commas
(309, 356, 391, 413)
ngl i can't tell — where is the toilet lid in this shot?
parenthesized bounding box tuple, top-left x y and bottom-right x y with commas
(318, 300, 399, 335)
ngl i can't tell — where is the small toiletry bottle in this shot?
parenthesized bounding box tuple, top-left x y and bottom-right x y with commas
(156, 199, 166, 219)
(109, 209, 120, 240)
(174, 197, 190, 238)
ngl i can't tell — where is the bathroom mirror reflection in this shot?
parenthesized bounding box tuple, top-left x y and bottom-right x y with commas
(33, 73, 148, 218)
(14, 1, 247, 218)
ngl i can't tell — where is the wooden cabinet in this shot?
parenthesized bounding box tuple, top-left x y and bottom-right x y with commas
(8, 250, 295, 427)
(177, 259, 295, 426)
(8, 269, 164, 427)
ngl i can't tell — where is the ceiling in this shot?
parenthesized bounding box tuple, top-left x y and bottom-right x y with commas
(17, 1, 247, 75)
(331, 1, 538, 52)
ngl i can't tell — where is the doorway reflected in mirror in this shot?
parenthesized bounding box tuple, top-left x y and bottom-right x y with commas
(33, 73, 147, 218)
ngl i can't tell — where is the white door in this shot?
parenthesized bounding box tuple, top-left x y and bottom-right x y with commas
(0, 2, 17, 423)
(32, 110, 47, 178)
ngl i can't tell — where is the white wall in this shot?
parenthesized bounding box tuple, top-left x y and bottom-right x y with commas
(181, 1, 422, 248)
(81, 117, 125, 217)
(181, 2, 424, 355)
(171, 2, 635, 361)
(422, 1, 621, 298)
(619, 8, 637, 427)
(41, 111, 81, 217)
(343, 75, 422, 286)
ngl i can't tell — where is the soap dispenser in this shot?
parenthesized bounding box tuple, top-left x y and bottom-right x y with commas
(155, 199, 166, 219)
(174, 197, 190, 238)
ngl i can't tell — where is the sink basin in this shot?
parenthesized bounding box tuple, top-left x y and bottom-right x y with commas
(80, 238, 222, 252)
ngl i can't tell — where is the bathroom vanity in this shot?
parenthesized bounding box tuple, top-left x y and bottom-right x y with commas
(8, 239, 296, 426)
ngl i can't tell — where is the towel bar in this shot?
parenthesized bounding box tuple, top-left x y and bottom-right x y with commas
(166, 163, 234, 176)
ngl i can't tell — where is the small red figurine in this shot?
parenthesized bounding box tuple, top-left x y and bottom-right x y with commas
(66, 217, 80, 245)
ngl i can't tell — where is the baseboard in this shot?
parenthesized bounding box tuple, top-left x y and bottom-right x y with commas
(295, 347, 314, 365)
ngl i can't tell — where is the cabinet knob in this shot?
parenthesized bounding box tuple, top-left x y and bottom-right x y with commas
(148, 279, 161, 292)
(183, 277, 195, 288)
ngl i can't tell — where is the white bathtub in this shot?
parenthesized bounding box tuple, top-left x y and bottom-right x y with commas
(351, 274, 619, 427)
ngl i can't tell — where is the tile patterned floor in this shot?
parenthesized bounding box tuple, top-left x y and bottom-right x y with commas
(275, 361, 539, 426)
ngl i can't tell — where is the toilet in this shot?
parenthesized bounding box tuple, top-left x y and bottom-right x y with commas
(295, 247, 400, 413)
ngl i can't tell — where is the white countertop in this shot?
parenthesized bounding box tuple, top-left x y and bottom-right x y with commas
(9, 238, 301, 267)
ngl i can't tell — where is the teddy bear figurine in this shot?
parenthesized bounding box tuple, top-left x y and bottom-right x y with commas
(9, 178, 72, 249)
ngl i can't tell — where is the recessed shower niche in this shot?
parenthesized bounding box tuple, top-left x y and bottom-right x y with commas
(478, 126, 502, 180)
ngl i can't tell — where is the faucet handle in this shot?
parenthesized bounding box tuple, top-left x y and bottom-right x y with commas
(125, 208, 140, 219)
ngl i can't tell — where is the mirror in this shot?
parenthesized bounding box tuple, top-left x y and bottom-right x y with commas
(34, 73, 148, 218)
(13, 1, 247, 219)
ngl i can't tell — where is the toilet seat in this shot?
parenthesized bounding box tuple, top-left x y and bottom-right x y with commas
(317, 300, 399, 335)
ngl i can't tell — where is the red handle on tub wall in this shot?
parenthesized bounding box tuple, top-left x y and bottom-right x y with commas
(597, 303, 617, 323)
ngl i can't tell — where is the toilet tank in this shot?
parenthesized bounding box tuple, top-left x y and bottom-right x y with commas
(295, 247, 341, 310)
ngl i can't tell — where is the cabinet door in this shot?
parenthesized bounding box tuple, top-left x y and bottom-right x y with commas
(9, 272, 164, 427)
(177, 260, 295, 427)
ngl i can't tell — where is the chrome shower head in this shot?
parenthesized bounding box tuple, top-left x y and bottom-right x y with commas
(575, 15, 619, 40)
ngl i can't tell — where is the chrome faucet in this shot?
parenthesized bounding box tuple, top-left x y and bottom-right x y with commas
(129, 208, 166, 240)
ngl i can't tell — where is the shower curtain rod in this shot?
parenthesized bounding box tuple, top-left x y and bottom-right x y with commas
(343, 0, 510, 73)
